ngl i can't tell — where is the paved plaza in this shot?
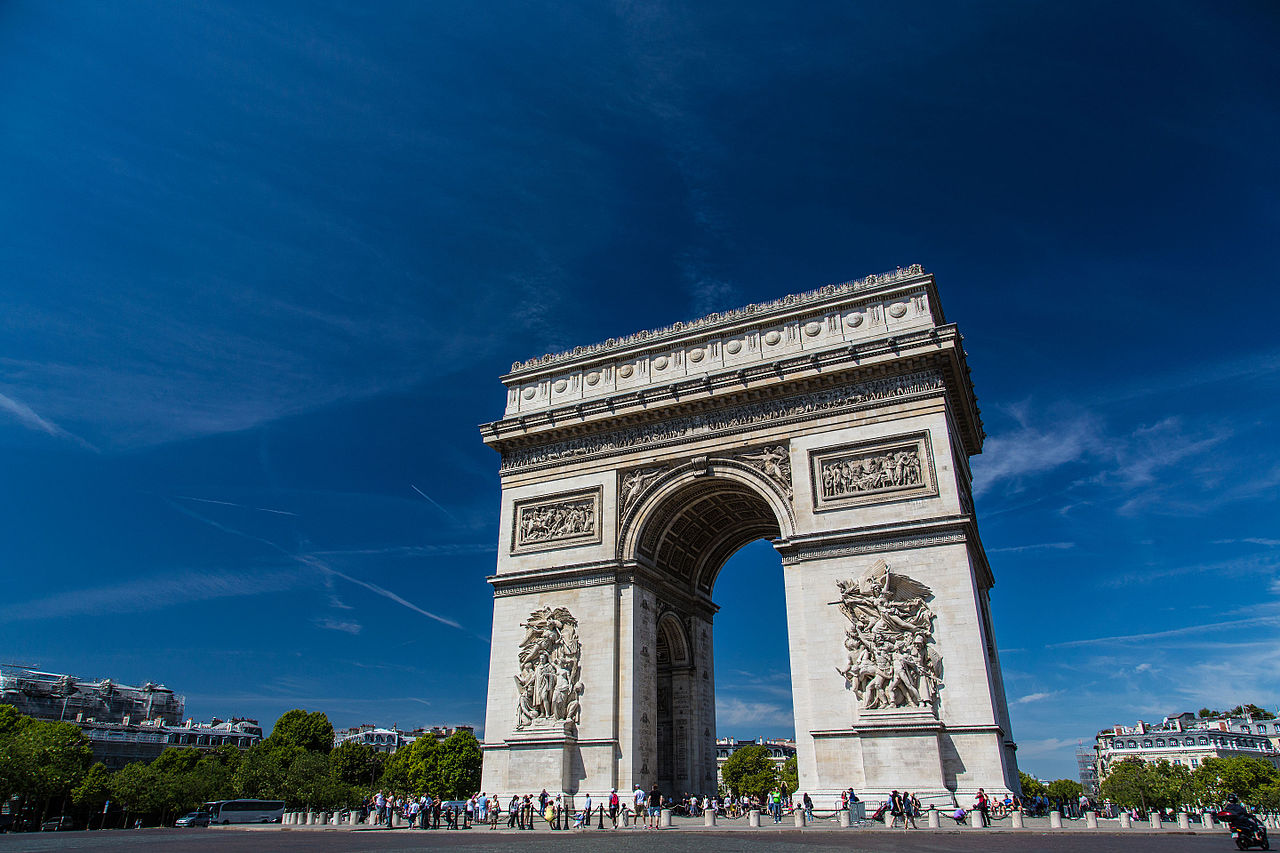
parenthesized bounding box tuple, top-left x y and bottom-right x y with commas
(0, 823, 1232, 853)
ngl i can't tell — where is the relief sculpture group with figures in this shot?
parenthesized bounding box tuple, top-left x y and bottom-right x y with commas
(836, 559, 942, 711)
(513, 607, 584, 730)
(821, 446, 923, 499)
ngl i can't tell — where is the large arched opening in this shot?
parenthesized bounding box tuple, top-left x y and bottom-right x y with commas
(623, 466, 791, 797)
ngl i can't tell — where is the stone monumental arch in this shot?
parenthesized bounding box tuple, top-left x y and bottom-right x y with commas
(479, 265, 1018, 805)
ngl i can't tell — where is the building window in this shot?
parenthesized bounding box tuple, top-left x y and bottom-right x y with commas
(1192, 759, 1199, 767)
(1155, 739, 1165, 747)
(1128, 740, 1137, 748)
(1143, 739, 1152, 748)
(1199, 737, 1208, 745)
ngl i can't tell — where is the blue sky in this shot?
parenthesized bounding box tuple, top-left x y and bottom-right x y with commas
(1, 1, 1278, 781)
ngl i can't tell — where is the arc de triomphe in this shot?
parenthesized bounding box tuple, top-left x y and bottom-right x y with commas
(479, 265, 1018, 805)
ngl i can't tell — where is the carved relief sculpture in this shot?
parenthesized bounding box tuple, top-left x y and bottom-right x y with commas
(735, 445, 792, 498)
(821, 447, 922, 499)
(514, 607, 583, 730)
(619, 466, 665, 514)
(834, 559, 941, 711)
(512, 488, 602, 552)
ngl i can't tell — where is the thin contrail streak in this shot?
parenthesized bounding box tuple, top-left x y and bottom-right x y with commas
(176, 495, 298, 516)
(163, 499, 466, 632)
(411, 484, 459, 523)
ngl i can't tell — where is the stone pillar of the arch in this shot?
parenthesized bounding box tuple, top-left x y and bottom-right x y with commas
(622, 584, 718, 798)
(778, 540, 1017, 809)
(479, 575, 630, 799)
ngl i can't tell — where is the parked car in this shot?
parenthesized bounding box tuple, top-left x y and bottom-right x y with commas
(40, 816, 77, 832)
(175, 811, 211, 828)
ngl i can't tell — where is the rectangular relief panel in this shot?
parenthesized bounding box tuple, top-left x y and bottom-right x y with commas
(809, 432, 936, 511)
(511, 486, 603, 554)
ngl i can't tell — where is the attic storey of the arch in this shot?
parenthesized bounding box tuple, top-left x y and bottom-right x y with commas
(478, 266, 1019, 805)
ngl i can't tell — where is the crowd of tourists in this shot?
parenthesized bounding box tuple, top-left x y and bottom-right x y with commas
(356, 785, 1135, 830)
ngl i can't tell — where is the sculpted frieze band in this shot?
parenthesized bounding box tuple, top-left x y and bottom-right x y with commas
(501, 369, 943, 472)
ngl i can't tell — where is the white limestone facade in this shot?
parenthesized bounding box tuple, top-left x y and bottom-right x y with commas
(478, 266, 1018, 807)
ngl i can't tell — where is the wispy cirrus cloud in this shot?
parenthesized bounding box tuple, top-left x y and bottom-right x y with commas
(0, 568, 304, 623)
(0, 390, 97, 451)
(315, 618, 362, 635)
(716, 695, 795, 731)
(988, 542, 1075, 554)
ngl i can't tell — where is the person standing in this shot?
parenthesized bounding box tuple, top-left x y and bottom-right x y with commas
(975, 788, 989, 827)
(633, 785, 646, 827)
(648, 783, 662, 828)
(609, 789, 619, 827)
(802, 792, 814, 822)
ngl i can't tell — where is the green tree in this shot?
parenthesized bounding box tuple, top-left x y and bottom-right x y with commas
(9, 718, 93, 818)
(1227, 704, 1276, 721)
(0, 705, 29, 802)
(1018, 771, 1047, 798)
(1099, 757, 1192, 811)
(268, 710, 335, 753)
(780, 756, 798, 796)
(720, 745, 778, 800)
(437, 730, 483, 799)
(233, 741, 300, 800)
(381, 735, 440, 795)
(281, 750, 356, 809)
(1046, 778, 1083, 803)
(109, 762, 165, 824)
(331, 741, 383, 787)
(1192, 756, 1280, 805)
(71, 763, 113, 816)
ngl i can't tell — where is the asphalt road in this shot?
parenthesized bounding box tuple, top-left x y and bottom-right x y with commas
(0, 828, 1232, 853)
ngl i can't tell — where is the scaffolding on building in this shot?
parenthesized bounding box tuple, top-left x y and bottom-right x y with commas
(0, 664, 184, 726)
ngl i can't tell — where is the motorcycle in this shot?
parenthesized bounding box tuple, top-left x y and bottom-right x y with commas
(1215, 810, 1270, 851)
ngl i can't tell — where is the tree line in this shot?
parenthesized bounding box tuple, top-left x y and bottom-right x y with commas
(0, 706, 481, 829)
(1099, 755, 1280, 814)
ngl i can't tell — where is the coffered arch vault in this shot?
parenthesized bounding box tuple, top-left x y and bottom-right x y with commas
(619, 460, 793, 596)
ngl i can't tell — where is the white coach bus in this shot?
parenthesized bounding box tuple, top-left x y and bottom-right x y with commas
(204, 799, 286, 824)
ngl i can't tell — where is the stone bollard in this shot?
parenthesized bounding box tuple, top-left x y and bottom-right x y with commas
(794, 808, 806, 828)
(660, 809, 672, 828)
(1086, 811, 1098, 829)
(838, 810, 851, 828)
(704, 810, 716, 827)
(1119, 812, 1131, 829)
(928, 808, 940, 829)
(1150, 813, 1162, 830)
(1202, 812, 1215, 829)
(968, 809, 983, 828)
(1050, 810, 1062, 828)
(1177, 812, 1190, 830)
(1012, 809, 1024, 828)
(320, 812, 330, 826)
(749, 809, 761, 827)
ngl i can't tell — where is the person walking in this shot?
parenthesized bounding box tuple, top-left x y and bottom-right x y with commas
(609, 789, 619, 827)
(508, 794, 519, 829)
(633, 785, 646, 827)
(888, 790, 903, 828)
(903, 791, 919, 829)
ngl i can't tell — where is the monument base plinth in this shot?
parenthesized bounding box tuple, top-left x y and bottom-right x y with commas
(504, 722, 579, 794)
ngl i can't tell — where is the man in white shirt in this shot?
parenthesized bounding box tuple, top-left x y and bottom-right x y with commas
(633, 785, 646, 826)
